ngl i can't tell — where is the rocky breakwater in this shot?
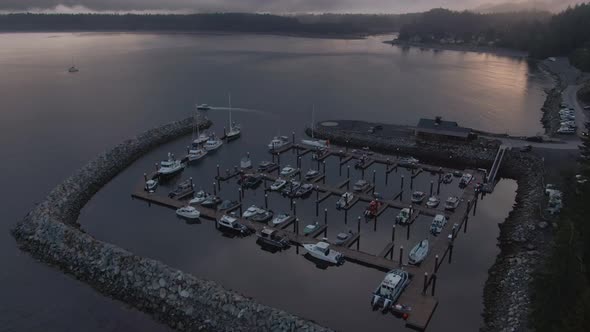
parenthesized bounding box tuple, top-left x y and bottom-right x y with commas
(12, 117, 331, 332)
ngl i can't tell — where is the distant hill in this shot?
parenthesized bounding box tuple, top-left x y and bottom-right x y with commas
(475, 0, 588, 13)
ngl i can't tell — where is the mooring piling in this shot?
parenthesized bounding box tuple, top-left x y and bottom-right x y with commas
(324, 208, 328, 225)
(293, 201, 297, 217)
(392, 224, 396, 241)
(345, 209, 348, 224)
(430, 180, 434, 196)
(401, 175, 404, 190)
(213, 182, 217, 196)
(431, 274, 437, 296)
(399, 246, 404, 267)
(434, 254, 439, 273)
(264, 194, 268, 209)
(422, 272, 429, 295)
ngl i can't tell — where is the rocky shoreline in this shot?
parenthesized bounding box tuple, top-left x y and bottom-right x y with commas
(310, 121, 551, 332)
(12, 117, 331, 332)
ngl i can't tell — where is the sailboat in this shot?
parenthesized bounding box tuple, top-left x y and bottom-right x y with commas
(68, 57, 79, 73)
(225, 93, 241, 141)
(192, 104, 210, 146)
(301, 105, 328, 149)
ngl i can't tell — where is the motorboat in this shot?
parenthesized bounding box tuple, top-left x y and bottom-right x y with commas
(282, 180, 301, 197)
(241, 174, 262, 189)
(304, 222, 319, 235)
(187, 147, 207, 162)
(430, 214, 448, 235)
(398, 157, 419, 167)
(250, 209, 274, 223)
(189, 190, 209, 205)
(243, 205, 265, 219)
(411, 191, 426, 204)
(158, 153, 185, 178)
(168, 179, 194, 198)
(271, 213, 291, 226)
(193, 132, 210, 146)
(336, 192, 355, 210)
(257, 228, 290, 250)
(442, 173, 453, 184)
(459, 173, 473, 188)
(355, 155, 369, 169)
(334, 230, 355, 246)
(364, 200, 382, 219)
(303, 241, 344, 265)
(371, 269, 410, 312)
(395, 208, 411, 224)
(301, 139, 328, 149)
(258, 161, 276, 172)
(268, 136, 290, 150)
(453, 170, 463, 177)
(196, 104, 211, 111)
(270, 178, 287, 191)
(201, 195, 222, 208)
(408, 240, 429, 265)
(240, 156, 252, 169)
(353, 179, 371, 192)
(280, 166, 297, 177)
(444, 196, 460, 210)
(294, 183, 314, 198)
(176, 206, 200, 219)
(145, 179, 158, 192)
(218, 200, 239, 212)
(426, 196, 440, 208)
(68, 65, 79, 73)
(204, 135, 223, 151)
(218, 214, 251, 235)
(311, 147, 328, 160)
(305, 169, 321, 180)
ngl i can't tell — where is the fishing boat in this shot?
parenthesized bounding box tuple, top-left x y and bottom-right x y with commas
(250, 209, 274, 223)
(145, 179, 158, 192)
(280, 166, 298, 177)
(294, 183, 314, 198)
(168, 179, 194, 199)
(157, 153, 185, 178)
(408, 240, 429, 265)
(303, 241, 345, 265)
(218, 200, 239, 212)
(196, 104, 211, 111)
(303, 222, 319, 235)
(430, 214, 448, 235)
(305, 169, 321, 180)
(257, 228, 290, 250)
(218, 214, 251, 235)
(204, 135, 223, 151)
(426, 196, 440, 208)
(187, 146, 207, 162)
(176, 206, 200, 219)
(334, 230, 355, 246)
(336, 192, 354, 210)
(270, 178, 287, 191)
(444, 196, 460, 210)
(411, 191, 426, 204)
(225, 93, 241, 140)
(353, 179, 371, 192)
(282, 180, 301, 197)
(395, 208, 411, 224)
(271, 213, 291, 226)
(258, 161, 276, 172)
(242, 205, 264, 219)
(193, 132, 210, 146)
(459, 173, 473, 188)
(301, 106, 328, 149)
(268, 136, 290, 151)
(201, 195, 222, 208)
(364, 200, 382, 218)
(240, 156, 252, 169)
(189, 190, 209, 205)
(371, 269, 410, 312)
(442, 173, 453, 184)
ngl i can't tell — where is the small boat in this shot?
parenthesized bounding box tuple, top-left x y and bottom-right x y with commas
(303, 241, 344, 265)
(334, 230, 355, 246)
(311, 147, 328, 160)
(444, 196, 460, 210)
(243, 205, 265, 219)
(145, 179, 158, 192)
(68, 59, 79, 73)
(270, 178, 287, 191)
(225, 94, 241, 140)
(294, 183, 314, 198)
(193, 132, 210, 146)
(189, 190, 209, 205)
(158, 153, 185, 178)
(218, 200, 239, 212)
(304, 222, 319, 235)
(364, 199, 382, 218)
(442, 173, 453, 184)
(430, 214, 448, 235)
(371, 269, 410, 312)
(250, 210, 274, 223)
(282, 180, 301, 197)
(240, 156, 252, 169)
(218, 214, 251, 235)
(354, 155, 369, 169)
(280, 166, 297, 177)
(353, 179, 371, 192)
(201, 195, 222, 208)
(453, 170, 463, 177)
(301, 139, 328, 149)
(257, 228, 290, 250)
(305, 169, 321, 180)
(168, 179, 194, 198)
(411, 191, 426, 204)
(196, 104, 211, 111)
(408, 240, 429, 265)
(426, 196, 440, 208)
(241, 174, 262, 189)
(272, 213, 291, 226)
(268, 136, 290, 150)
(398, 157, 419, 167)
(187, 147, 207, 162)
(459, 173, 473, 188)
(395, 208, 411, 224)
(336, 192, 355, 210)
(258, 161, 277, 172)
(204, 135, 223, 151)
(176, 206, 200, 219)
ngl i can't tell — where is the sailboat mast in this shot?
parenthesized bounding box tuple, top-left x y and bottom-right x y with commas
(229, 93, 232, 127)
(311, 105, 315, 139)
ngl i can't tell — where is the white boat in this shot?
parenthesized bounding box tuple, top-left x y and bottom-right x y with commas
(272, 213, 291, 226)
(395, 208, 411, 224)
(193, 132, 210, 146)
(204, 135, 223, 151)
(226, 94, 241, 140)
(187, 147, 207, 162)
(442, 173, 453, 184)
(303, 222, 319, 235)
(196, 104, 211, 111)
(268, 136, 290, 150)
(430, 214, 448, 235)
(280, 166, 297, 177)
(257, 228, 290, 249)
(176, 206, 200, 219)
(408, 240, 429, 265)
(189, 190, 209, 205)
(218, 214, 251, 235)
(334, 230, 355, 246)
(145, 179, 158, 192)
(353, 179, 370, 192)
(158, 153, 185, 178)
(303, 241, 345, 265)
(459, 173, 473, 188)
(270, 178, 287, 191)
(411, 191, 426, 204)
(371, 269, 410, 311)
(301, 105, 328, 149)
(305, 169, 320, 180)
(189, 107, 209, 154)
(426, 196, 440, 208)
(336, 192, 354, 210)
(243, 205, 265, 219)
(444, 196, 460, 210)
(240, 156, 252, 169)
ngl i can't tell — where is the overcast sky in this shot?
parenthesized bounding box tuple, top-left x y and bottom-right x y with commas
(0, 0, 586, 14)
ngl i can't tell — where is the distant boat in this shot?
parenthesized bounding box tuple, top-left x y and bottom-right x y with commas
(426, 196, 440, 208)
(271, 213, 291, 226)
(408, 239, 429, 265)
(444, 196, 460, 211)
(257, 228, 290, 250)
(371, 269, 410, 312)
(395, 208, 411, 224)
(268, 136, 290, 151)
(197, 104, 211, 111)
(217, 214, 251, 235)
(303, 241, 345, 265)
(411, 191, 426, 204)
(225, 93, 241, 140)
(187, 147, 207, 162)
(336, 192, 354, 210)
(280, 166, 297, 177)
(145, 179, 158, 193)
(270, 178, 287, 191)
(191, 105, 210, 147)
(68, 57, 79, 73)
(204, 135, 223, 151)
(176, 206, 200, 219)
(301, 105, 328, 149)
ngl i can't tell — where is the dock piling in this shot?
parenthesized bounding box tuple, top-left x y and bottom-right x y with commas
(323, 161, 326, 175)
(315, 200, 319, 217)
(434, 254, 439, 273)
(430, 181, 434, 196)
(292, 131, 295, 144)
(373, 215, 377, 231)
(347, 165, 350, 179)
(399, 246, 404, 267)
(410, 176, 414, 189)
(372, 169, 376, 185)
(264, 194, 268, 209)
(401, 175, 404, 191)
(422, 272, 429, 295)
(406, 221, 411, 240)
(431, 274, 437, 296)
(155, 162, 158, 172)
(293, 201, 297, 217)
(213, 182, 217, 196)
(216, 164, 220, 179)
(295, 218, 299, 234)
(324, 208, 328, 225)
(437, 179, 441, 195)
(392, 224, 396, 242)
(448, 242, 454, 264)
(357, 216, 361, 233)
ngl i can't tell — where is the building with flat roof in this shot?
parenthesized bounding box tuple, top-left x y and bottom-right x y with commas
(415, 117, 474, 141)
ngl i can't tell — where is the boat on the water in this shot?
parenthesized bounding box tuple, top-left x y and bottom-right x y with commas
(430, 214, 448, 235)
(426, 196, 440, 208)
(305, 169, 321, 180)
(158, 153, 185, 178)
(408, 239, 429, 265)
(303, 222, 319, 235)
(176, 206, 200, 219)
(218, 200, 239, 212)
(371, 269, 410, 312)
(203, 134, 223, 151)
(411, 191, 426, 204)
(257, 228, 290, 250)
(336, 192, 354, 210)
(189, 190, 209, 205)
(353, 179, 371, 192)
(364, 199, 382, 219)
(303, 241, 345, 265)
(169, 179, 194, 198)
(280, 166, 297, 177)
(250, 209, 274, 223)
(301, 106, 328, 149)
(268, 136, 290, 151)
(398, 157, 419, 167)
(201, 195, 222, 208)
(258, 161, 276, 172)
(282, 180, 301, 197)
(217, 214, 251, 235)
(145, 179, 158, 192)
(395, 208, 412, 224)
(442, 173, 453, 184)
(271, 213, 291, 226)
(459, 173, 473, 188)
(243, 205, 264, 219)
(196, 104, 211, 111)
(225, 94, 241, 140)
(444, 196, 460, 210)
(240, 156, 252, 169)
(294, 183, 314, 198)
(241, 174, 262, 189)
(334, 230, 355, 246)
(270, 178, 287, 191)
(187, 147, 207, 162)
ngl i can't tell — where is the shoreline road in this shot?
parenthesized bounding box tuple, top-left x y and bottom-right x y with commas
(562, 84, 588, 137)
